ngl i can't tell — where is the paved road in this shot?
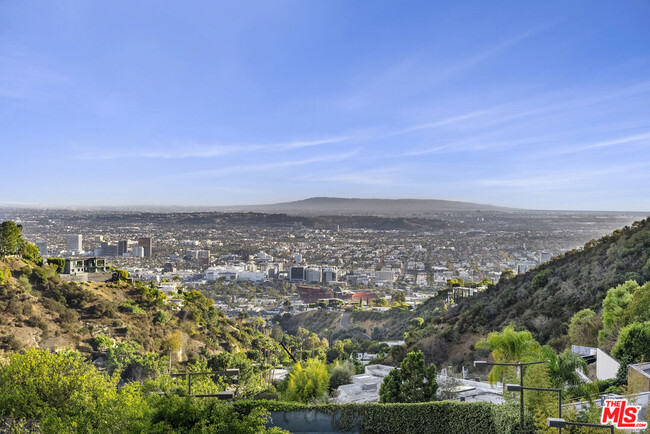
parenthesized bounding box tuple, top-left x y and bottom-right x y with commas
(340, 312, 351, 329)
(340, 312, 371, 339)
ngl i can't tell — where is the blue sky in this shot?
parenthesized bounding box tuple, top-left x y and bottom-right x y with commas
(1, 1, 649, 210)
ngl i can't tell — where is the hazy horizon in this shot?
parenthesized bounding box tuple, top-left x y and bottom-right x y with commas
(2, 1, 649, 211)
(1, 196, 649, 214)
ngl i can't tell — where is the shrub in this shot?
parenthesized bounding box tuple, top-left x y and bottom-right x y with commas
(0, 348, 150, 432)
(329, 361, 354, 391)
(59, 308, 79, 325)
(154, 310, 168, 324)
(611, 321, 650, 363)
(148, 395, 287, 433)
(47, 258, 66, 274)
(19, 242, 43, 265)
(0, 334, 23, 351)
(119, 300, 146, 314)
(89, 299, 116, 318)
(282, 359, 329, 403)
(60, 283, 95, 308)
(17, 275, 32, 293)
(531, 269, 550, 290)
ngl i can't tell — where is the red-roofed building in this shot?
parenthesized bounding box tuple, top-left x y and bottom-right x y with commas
(347, 292, 378, 304)
(296, 286, 334, 303)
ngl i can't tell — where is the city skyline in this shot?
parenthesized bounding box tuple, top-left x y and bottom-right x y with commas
(1, 1, 649, 211)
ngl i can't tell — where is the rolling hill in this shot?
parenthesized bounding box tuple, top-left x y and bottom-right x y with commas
(406, 216, 650, 364)
(227, 197, 514, 216)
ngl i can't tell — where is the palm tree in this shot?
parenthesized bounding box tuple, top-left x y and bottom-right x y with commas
(477, 325, 541, 383)
(541, 346, 588, 388)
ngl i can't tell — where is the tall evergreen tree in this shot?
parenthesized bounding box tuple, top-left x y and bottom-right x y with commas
(0, 221, 23, 256)
(379, 350, 437, 403)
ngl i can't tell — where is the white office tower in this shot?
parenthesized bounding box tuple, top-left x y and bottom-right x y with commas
(66, 234, 82, 252)
(305, 267, 322, 283)
(294, 253, 302, 263)
(132, 246, 145, 258)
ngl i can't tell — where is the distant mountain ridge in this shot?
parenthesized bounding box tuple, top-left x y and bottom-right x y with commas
(227, 197, 514, 216)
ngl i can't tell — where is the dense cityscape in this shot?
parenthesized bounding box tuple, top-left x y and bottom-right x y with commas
(3, 206, 642, 318)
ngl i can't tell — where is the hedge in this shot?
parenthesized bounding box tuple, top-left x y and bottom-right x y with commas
(47, 258, 65, 274)
(231, 400, 535, 434)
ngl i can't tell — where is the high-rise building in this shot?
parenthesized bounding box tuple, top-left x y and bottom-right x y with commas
(289, 266, 305, 281)
(322, 267, 338, 283)
(118, 240, 128, 257)
(100, 242, 118, 257)
(66, 234, 82, 252)
(132, 246, 145, 258)
(305, 267, 322, 283)
(138, 237, 152, 257)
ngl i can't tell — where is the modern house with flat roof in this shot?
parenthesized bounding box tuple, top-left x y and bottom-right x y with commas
(61, 257, 113, 282)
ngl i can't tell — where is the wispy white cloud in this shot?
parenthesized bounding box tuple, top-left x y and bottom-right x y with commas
(338, 25, 548, 110)
(75, 136, 351, 160)
(547, 131, 650, 156)
(165, 150, 360, 179)
(395, 80, 650, 156)
(389, 110, 491, 136)
(433, 26, 547, 81)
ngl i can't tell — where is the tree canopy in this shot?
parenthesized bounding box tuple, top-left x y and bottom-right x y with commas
(0, 221, 23, 256)
(568, 309, 601, 347)
(379, 350, 437, 403)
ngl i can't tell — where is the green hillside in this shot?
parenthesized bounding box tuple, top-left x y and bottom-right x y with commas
(452, 218, 650, 340)
(403, 217, 650, 364)
(0, 255, 286, 390)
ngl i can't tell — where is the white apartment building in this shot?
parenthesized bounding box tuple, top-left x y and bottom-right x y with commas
(66, 234, 82, 252)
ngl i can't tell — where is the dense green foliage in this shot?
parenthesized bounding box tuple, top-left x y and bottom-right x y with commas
(329, 361, 354, 391)
(542, 347, 587, 388)
(477, 325, 541, 383)
(567, 308, 601, 347)
(446, 218, 650, 344)
(281, 358, 329, 403)
(47, 257, 66, 273)
(476, 326, 591, 431)
(611, 321, 650, 363)
(379, 350, 437, 403)
(0, 221, 23, 256)
(0, 348, 150, 432)
(146, 395, 287, 434)
(478, 326, 586, 387)
(0, 348, 286, 433)
(0, 221, 43, 264)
